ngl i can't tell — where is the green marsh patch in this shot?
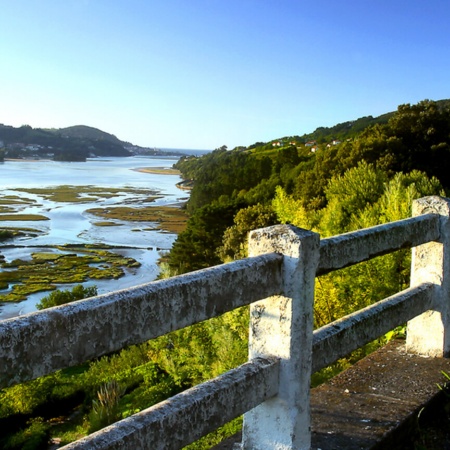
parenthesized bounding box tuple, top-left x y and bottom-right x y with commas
(12, 185, 161, 203)
(93, 221, 123, 227)
(0, 214, 49, 221)
(0, 247, 141, 302)
(0, 227, 43, 241)
(0, 195, 39, 213)
(87, 206, 188, 234)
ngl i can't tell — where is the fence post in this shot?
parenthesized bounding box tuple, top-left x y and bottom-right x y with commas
(239, 225, 320, 450)
(407, 196, 450, 357)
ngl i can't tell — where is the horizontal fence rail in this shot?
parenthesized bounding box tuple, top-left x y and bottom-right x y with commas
(62, 357, 280, 450)
(317, 213, 440, 275)
(0, 253, 282, 388)
(312, 282, 436, 373)
(1, 196, 449, 449)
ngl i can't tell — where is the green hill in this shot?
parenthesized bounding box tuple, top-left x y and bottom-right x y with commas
(48, 125, 127, 145)
(0, 124, 131, 160)
(268, 99, 450, 147)
(170, 98, 450, 272)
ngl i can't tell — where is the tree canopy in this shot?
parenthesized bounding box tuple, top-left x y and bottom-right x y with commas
(169, 99, 450, 275)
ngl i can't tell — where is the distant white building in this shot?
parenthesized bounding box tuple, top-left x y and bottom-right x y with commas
(25, 144, 42, 151)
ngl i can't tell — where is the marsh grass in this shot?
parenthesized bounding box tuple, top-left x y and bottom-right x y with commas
(0, 214, 49, 221)
(0, 248, 141, 302)
(0, 196, 37, 206)
(0, 196, 39, 214)
(93, 221, 123, 227)
(12, 185, 160, 203)
(87, 205, 188, 233)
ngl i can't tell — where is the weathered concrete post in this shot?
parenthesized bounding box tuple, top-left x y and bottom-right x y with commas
(239, 225, 320, 450)
(407, 196, 450, 357)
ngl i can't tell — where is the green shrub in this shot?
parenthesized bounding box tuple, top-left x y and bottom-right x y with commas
(36, 285, 97, 310)
(4, 417, 49, 450)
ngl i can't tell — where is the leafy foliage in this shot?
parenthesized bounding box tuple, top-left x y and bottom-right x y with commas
(3, 418, 49, 450)
(3, 99, 450, 449)
(167, 201, 244, 272)
(218, 204, 277, 261)
(36, 285, 98, 310)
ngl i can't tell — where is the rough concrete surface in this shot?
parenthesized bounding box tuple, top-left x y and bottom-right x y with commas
(311, 339, 450, 450)
(213, 339, 450, 449)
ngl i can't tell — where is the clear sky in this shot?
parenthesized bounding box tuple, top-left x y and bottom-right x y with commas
(1, 1, 449, 150)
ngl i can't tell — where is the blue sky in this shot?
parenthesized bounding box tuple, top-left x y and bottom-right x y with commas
(1, 1, 449, 150)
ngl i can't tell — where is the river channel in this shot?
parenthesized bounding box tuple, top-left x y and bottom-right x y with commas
(0, 155, 192, 320)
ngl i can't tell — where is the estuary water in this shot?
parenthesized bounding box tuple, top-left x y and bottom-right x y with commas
(0, 155, 191, 320)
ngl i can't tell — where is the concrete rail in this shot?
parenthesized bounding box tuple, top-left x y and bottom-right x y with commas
(0, 253, 282, 388)
(62, 357, 279, 450)
(312, 282, 436, 373)
(317, 213, 440, 275)
(1, 195, 450, 449)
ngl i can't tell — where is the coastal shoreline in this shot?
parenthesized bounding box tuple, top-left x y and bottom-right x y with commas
(133, 167, 181, 175)
(133, 166, 193, 190)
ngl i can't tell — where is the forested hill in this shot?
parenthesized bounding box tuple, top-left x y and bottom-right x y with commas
(0, 124, 131, 160)
(167, 99, 450, 274)
(0, 124, 182, 161)
(49, 125, 127, 145)
(277, 98, 450, 145)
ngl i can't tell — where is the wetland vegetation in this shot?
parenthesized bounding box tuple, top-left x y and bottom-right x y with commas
(87, 205, 187, 233)
(11, 185, 162, 203)
(0, 185, 188, 303)
(0, 155, 196, 448)
(0, 246, 141, 302)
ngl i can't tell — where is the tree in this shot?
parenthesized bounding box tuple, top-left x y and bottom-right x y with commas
(272, 186, 314, 230)
(218, 204, 277, 262)
(319, 161, 387, 236)
(36, 284, 97, 310)
(270, 164, 444, 327)
(168, 202, 242, 273)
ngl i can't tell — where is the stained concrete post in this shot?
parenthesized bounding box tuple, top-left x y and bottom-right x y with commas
(240, 225, 320, 450)
(407, 196, 450, 357)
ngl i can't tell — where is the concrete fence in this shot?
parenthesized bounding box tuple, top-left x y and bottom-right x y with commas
(1, 196, 450, 449)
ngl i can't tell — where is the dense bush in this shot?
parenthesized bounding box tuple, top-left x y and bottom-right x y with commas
(36, 285, 97, 310)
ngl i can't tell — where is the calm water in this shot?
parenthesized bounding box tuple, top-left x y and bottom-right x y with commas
(0, 156, 191, 320)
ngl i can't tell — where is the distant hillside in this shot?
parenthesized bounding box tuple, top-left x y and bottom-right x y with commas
(0, 124, 188, 160)
(0, 124, 131, 160)
(283, 99, 450, 146)
(299, 112, 394, 144)
(47, 125, 128, 145)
